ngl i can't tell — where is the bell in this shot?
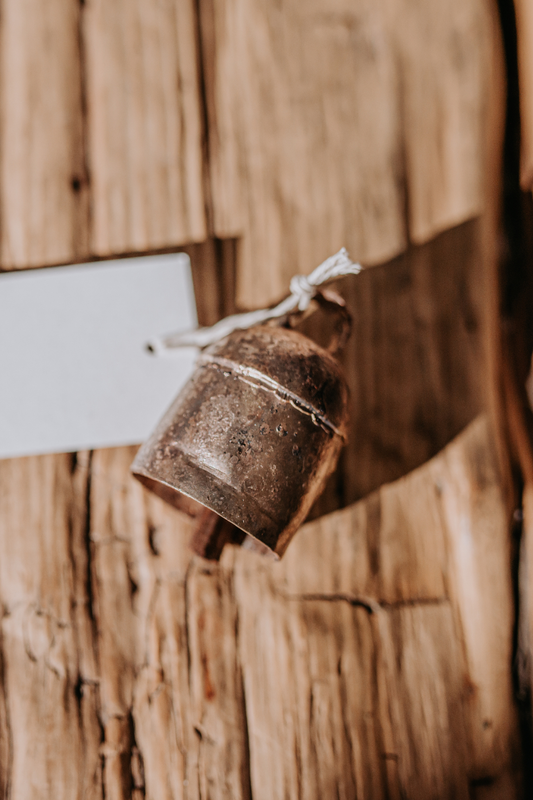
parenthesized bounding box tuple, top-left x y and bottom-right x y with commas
(132, 316, 349, 558)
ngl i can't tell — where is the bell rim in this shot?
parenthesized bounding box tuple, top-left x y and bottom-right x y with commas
(131, 456, 288, 556)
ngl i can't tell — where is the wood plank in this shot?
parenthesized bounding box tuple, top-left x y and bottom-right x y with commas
(201, 0, 493, 309)
(200, 0, 406, 308)
(394, 0, 492, 244)
(132, 577, 193, 800)
(378, 604, 469, 799)
(514, 0, 533, 189)
(83, 0, 206, 255)
(431, 418, 523, 795)
(236, 415, 521, 797)
(87, 446, 195, 798)
(185, 237, 238, 328)
(0, 0, 88, 268)
(0, 0, 519, 793)
(0, 454, 101, 799)
(233, 555, 469, 799)
(523, 364, 533, 714)
(87, 447, 249, 799)
(520, 483, 533, 737)
(231, 577, 386, 800)
(281, 463, 448, 605)
(0, 417, 522, 796)
(527, 356, 533, 411)
(186, 561, 250, 800)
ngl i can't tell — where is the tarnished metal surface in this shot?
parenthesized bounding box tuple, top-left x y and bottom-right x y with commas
(132, 325, 349, 557)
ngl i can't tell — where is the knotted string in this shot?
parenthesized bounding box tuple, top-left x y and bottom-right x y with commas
(147, 247, 362, 353)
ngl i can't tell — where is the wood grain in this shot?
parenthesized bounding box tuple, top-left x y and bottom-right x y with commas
(434, 419, 523, 794)
(0, 0, 522, 793)
(514, 0, 533, 189)
(521, 483, 533, 736)
(230, 415, 521, 798)
(186, 562, 250, 799)
(83, 0, 206, 255)
(199, 0, 406, 308)
(232, 585, 387, 800)
(395, 0, 492, 244)
(200, 0, 493, 309)
(87, 446, 195, 798)
(0, 0, 88, 269)
(0, 454, 101, 799)
(0, 416, 518, 797)
(232, 570, 471, 799)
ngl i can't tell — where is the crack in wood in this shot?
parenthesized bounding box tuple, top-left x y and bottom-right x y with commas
(281, 591, 449, 613)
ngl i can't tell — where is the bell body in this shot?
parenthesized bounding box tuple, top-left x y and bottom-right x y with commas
(132, 325, 349, 557)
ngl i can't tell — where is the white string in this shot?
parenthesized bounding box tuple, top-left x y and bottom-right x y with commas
(147, 248, 361, 353)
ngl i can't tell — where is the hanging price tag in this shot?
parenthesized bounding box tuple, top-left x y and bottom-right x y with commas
(0, 253, 197, 459)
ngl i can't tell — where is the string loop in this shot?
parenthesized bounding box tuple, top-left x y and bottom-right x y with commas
(147, 247, 362, 354)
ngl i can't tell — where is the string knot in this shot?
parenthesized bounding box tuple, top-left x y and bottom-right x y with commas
(147, 248, 363, 352)
(289, 273, 315, 310)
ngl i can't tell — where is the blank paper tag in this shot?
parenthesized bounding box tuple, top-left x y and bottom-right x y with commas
(0, 253, 198, 459)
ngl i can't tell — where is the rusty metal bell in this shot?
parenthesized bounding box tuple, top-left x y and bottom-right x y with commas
(131, 319, 349, 558)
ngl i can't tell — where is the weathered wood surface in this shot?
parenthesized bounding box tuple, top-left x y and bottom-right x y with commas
(0, 417, 522, 798)
(521, 483, 533, 735)
(0, 0, 88, 269)
(395, 0, 492, 245)
(200, 0, 494, 307)
(502, 293, 533, 738)
(83, 0, 206, 255)
(0, 0, 208, 270)
(199, 0, 406, 307)
(0, 0, 495, 294)
(0, 0, 522, 795)
(514, 0, 533, 189)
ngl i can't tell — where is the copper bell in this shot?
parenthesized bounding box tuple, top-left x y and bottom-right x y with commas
(132, 309, 349, 558)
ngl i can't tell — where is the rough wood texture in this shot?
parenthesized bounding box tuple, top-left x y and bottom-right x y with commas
(0, 0, 493, 285)
(0, 417, 522, 797)
(521, 484, 533, 733)
(514, 0, 533, 189)
(83, 0, 206, 255)
(199, 0, 406, 307)
(396, 0, 492, 245)
(0, 0, 522, 794)
(0, 454, 101, 798)
(502, 315, 533, 741)
(0, 0, 88, 269)
(200, 0, 493, 308)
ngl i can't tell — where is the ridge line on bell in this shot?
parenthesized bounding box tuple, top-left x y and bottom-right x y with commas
(197, 352, 346, 439)
(146, 247, 362, 354)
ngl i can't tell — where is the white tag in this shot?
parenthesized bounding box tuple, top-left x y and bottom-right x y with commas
(0, 253, 197, 459)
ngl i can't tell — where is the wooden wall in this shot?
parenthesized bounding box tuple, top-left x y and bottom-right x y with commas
(0, 0, 496, 496)
(201, 0, 492, 308)
(0, 416, 523, 798)
(0, 0, 525, 797)
(0, 0, 492, 291)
